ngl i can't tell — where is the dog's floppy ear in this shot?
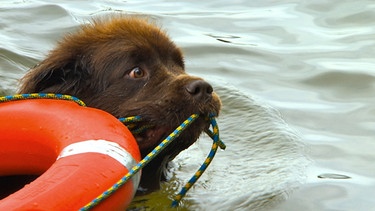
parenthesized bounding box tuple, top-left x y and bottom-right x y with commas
(19, 53, 92, 95)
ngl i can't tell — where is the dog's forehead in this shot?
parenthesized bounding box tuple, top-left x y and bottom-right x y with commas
(125, 31, 184, 68)
(126, 43, 184, 69)
(93, 17, 185, 68)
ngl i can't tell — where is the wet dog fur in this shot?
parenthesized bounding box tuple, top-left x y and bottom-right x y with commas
(18, 16, 221, 193)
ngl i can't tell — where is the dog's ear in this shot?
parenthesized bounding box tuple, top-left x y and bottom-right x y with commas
(19, 53, 92, 95)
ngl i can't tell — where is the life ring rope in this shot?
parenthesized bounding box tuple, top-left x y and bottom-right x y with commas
(82, 113, 200, 210)
(0, 93, 86, 106)
(83, 114, 226, 209)
(0, 93, 226, 209)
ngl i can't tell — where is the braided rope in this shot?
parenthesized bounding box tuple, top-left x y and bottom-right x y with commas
(118, 116, 142, 123)
(80, 114, 200, 210)
(172, 115, 225, 207)
(0, 93, 86, 106)
(119, 116, 155, 134)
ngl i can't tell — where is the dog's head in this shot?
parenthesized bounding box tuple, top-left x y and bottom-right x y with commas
(19, 16, 221, 192)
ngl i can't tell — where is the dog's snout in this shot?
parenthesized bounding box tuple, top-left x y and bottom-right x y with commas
(185, 80, 213, 101)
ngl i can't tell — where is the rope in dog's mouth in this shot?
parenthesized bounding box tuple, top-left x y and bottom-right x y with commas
(118, 114, 226, 208)
(0, 93, 226, 209)
(81, 114, 226, 210)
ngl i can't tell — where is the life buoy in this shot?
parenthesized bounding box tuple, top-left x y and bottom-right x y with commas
(0, 99, 141, 210)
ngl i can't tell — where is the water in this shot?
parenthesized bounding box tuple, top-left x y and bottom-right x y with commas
(1, 1, 375, 210)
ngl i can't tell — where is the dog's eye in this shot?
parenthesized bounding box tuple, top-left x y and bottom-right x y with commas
(128, 67, 145, 78)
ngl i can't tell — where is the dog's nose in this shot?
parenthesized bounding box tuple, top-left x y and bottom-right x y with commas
(185, 80, 213, 102)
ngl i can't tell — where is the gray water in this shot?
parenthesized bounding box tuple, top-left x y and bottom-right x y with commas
(1, 1, 374, 210)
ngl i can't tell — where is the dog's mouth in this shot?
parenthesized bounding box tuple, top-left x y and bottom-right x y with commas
(131, 115, 212, 152)
(122, 86, 222, 193)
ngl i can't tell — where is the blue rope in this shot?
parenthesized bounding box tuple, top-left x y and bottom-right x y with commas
(171, 115, 224, 207)
(80, 114, 201, 210)
(0, 93, 86, 106)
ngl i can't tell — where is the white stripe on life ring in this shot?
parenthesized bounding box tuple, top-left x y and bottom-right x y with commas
(57, 139, 140, 189)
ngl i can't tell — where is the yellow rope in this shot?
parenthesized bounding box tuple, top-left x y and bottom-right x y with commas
(0, 93, 86, 106)
(80, 114, 201, 210)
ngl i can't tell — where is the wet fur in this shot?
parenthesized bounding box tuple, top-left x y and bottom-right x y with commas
(19, 16, 221, 192)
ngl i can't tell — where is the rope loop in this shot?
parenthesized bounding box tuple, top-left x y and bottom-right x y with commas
(171, 115, 225, 207)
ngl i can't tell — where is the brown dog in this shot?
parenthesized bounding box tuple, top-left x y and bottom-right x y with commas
(19, 16, 221, 193)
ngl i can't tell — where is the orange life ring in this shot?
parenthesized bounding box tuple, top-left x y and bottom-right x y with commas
(0, 99, 141, 210)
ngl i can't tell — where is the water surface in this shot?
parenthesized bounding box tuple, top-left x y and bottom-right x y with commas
(1, 1, 374, 210)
